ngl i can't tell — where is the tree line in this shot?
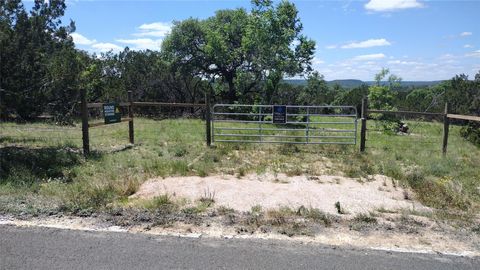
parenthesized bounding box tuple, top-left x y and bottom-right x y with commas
(0, 0, 316, 122)
(0, 0, 479, 145)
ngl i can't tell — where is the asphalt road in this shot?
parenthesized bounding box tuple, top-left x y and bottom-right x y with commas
(0, 225, 478, 270)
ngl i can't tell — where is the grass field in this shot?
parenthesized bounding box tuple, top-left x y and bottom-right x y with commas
(0, 117, 479, 222)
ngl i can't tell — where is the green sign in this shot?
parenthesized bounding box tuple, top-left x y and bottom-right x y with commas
(103, 103, 121, 124)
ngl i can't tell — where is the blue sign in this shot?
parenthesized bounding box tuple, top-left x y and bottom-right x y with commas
(273, 105, 287, 123)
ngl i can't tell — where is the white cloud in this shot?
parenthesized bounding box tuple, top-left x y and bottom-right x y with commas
(91, 43, 123, 53)
(68, 22, 171, 53)
(135, 22, 172, 37)
(313, 57, 325, 65)
(70, 33, 124, 53)
(460, 32, 472, 37)
(466, 50, 480, 58)
(313, 54, 477, 81)
(70, 33, 96, 45)
(365, 0, 423, 12)
(387, 60, 420, 65)
(341, 38, 391, 49)
(116, 38, 162, 50)
(438, 54, 458, 60)
(464, 44, 473, 48)
(352, 53, 386, 61)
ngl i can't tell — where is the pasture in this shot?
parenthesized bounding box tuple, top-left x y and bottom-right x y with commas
(0, 118, 479, 222)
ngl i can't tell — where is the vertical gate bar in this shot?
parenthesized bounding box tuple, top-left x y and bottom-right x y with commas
(360, 98, 368, 152)
(259, 106, 262, 142)
(306, 107, 310, 143)
(211, 106, 215, 144)
(354, 113, 358, 145)
(353, 106, 357, 145)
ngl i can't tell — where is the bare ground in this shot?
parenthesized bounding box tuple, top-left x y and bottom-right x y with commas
(130, 173, 429, 215)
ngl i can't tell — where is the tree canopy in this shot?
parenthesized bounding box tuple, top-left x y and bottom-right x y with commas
(0, 0, 78, 122)
(161, 0, 315, 103)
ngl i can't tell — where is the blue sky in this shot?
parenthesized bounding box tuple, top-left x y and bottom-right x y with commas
(25, 0, 480, 81)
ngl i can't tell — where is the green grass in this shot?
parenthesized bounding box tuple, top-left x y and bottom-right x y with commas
(1, 117, 479, 219)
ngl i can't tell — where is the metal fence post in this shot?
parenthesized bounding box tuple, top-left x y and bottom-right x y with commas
(205, 91, 211, 146)
(80, 88, 90, 156)
(360, 97, 368, 152)
(128, 91, 134, 144)
(442, 102, 450, 155)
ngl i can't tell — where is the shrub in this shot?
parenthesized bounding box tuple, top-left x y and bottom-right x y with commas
(460, 122, 480, 147)
(170, 145, 188, 157)
(145, 194, 178, 213)
(353, 213, 377, 224)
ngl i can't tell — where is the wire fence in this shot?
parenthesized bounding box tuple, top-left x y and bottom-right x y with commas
(0, 106, 207, 153)
(364, 107, 444, 151)
(1, 100, 478, 156)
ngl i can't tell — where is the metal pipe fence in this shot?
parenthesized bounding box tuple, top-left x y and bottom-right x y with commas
(212, 104, 358, 145)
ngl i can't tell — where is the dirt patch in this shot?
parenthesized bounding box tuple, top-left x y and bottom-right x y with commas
(131, 173, 429, 215)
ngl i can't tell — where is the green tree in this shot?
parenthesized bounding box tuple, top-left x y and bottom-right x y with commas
(298, 72, 331, 105)
(404, 85, 445, 112)
(247, 0, 315, 103)
(333, 84, 369, 116)
(368, 68, 400, 110)
(45, 47, 89, 124)
(0, 0, 76, 120)
(161, 0, 315, 103)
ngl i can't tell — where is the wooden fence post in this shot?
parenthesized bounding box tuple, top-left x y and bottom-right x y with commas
(205, 91, 212, 146)
(128, 91, 134, 144)
(442, 102, 450, 155)
(360, 97, 368, 152)
(80, 88, 90, 157)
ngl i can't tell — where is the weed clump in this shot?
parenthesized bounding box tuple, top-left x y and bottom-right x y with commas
(297, 206, 334, 227)
(353, 213, 377, 224)
(279, 144, 300, 155)
(349, 213, 378, 231)
(199, 188, 215, 207)
(170, 145, 188, 157)
(144, 194, 178, 214)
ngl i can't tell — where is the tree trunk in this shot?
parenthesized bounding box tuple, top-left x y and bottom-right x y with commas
(227, 79, 236, 103)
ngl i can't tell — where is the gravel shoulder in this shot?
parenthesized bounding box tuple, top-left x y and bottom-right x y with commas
(1, 224, 479, 270)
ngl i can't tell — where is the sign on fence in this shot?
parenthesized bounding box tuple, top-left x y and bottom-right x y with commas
(273, 105, 287, 124)
(103, 103, 121, 124)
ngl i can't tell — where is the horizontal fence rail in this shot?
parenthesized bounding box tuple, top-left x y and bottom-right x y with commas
(368, 110, 443, 117)
(132, 102, 206, 108)
(212, 104, 358, 145)
(86, 102, 206, 109)
(447, 114, 480, 122)
(361, 99, 480, 155)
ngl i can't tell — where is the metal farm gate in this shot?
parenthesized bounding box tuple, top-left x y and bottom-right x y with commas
(212, 104, 358, 145)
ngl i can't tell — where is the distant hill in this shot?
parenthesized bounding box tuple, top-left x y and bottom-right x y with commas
(328, 80, 364, 88)
(284, 79, 444, 89)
